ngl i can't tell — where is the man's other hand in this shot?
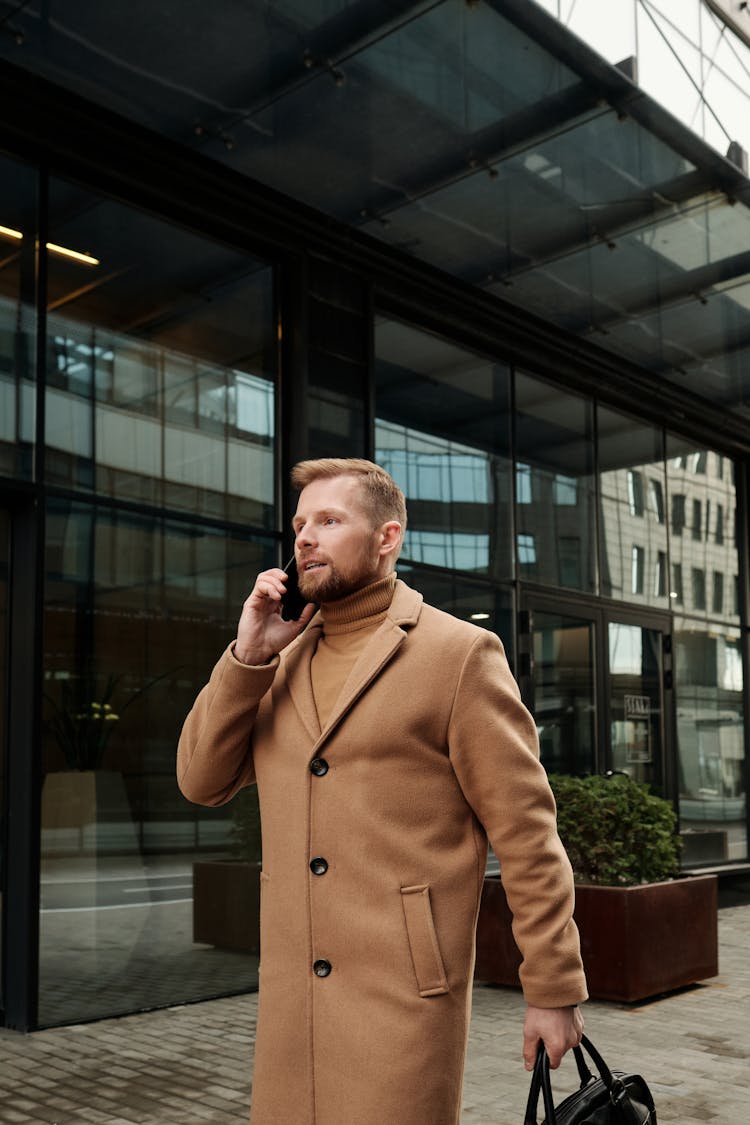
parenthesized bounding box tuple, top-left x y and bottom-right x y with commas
(522, 1004, 584, 1071)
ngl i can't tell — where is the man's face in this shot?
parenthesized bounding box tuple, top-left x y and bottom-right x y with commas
(292, 475, 384, 603)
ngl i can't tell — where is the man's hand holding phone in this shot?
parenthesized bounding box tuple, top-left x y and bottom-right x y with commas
(234, 560, 316, 666)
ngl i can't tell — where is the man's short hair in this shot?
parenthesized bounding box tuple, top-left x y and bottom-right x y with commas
(291, 458, 407, 536)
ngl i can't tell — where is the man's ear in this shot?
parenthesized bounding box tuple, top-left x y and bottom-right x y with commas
(378, 521, 402, 559)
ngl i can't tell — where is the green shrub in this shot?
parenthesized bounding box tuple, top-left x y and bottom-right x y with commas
(549, 773, 681, 886)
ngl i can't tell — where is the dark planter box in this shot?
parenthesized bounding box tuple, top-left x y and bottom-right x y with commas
(192, 860, 261, 954)
(475, 872, 718, 1003)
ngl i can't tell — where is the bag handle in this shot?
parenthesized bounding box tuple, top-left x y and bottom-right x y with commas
(524, 1043, 556, 1125)
(523, 1034, 626, 1125)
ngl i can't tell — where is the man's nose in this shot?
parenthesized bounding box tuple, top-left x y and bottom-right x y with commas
(295, 523, 316, 548)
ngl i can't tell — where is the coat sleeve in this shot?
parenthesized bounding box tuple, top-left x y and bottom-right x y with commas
(176, 643, 279, 807)
(447, 630, 588, 1008)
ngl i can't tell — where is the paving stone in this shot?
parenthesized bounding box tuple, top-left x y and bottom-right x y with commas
(0, 904, 746, 1123)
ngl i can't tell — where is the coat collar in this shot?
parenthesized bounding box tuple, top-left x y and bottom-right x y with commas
(283, 579, 423, 747)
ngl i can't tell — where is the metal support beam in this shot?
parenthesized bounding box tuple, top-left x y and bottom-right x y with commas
(494, 170, 716, 281)
(585, 249, 750, 332)
(3, 499, 44, 1031)
(359, 80, 605, 219)
(204, 0, 445, 137)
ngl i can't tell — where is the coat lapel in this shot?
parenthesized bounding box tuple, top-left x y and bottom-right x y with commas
(316, 619, 406, 746)
(281, 581, 424, 750)
(315, 580, 423, 749)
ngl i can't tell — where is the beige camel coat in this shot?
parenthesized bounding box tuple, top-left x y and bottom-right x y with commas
(178, 581, 586, 1125)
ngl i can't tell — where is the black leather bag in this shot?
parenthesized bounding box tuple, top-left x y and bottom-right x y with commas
(524, 1034, 657, 1124)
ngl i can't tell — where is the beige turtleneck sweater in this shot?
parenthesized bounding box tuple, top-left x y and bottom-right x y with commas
(311, 574, 396, 728)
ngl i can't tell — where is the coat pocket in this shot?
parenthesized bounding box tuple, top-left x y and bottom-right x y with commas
(400, 884, 449, 997)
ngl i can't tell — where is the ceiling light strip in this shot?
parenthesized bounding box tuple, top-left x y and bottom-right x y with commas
(0, 224, 99, 265)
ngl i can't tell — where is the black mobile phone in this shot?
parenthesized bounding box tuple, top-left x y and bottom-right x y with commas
(280, 555, 310, 621)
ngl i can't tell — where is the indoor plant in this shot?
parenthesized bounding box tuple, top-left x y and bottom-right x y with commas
(41, 669, 170, 844)
(475, 773, 718, 1002)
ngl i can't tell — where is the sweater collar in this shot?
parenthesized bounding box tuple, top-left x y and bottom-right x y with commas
(320, 574, 397, 634)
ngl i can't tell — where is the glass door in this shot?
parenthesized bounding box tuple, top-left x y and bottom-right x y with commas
(522, 596, 672, 797)
(523, 605, 597, 776)
(607, 619, 667, 795)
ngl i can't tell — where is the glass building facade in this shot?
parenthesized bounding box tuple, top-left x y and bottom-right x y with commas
(1, 0, 749, 1030)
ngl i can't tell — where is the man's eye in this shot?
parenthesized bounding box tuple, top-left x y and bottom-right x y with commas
(324, 517, 337, 526)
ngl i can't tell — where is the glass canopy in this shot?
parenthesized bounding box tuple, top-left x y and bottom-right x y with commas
(3, 0, 750, 417)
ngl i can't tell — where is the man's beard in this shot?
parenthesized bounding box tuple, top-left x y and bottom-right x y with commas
(298, 548, 380, 604)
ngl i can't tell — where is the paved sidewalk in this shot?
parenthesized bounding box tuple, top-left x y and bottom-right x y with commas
(0, 903, 747, 1125)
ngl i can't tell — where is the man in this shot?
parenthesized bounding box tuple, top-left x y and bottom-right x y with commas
(178, 457, 586, 1125)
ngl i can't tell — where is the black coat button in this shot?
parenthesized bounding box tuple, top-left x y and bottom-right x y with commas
(310, 857, 328, 876)
(309, 757, 329, 776)
(313, 959, 332, 978)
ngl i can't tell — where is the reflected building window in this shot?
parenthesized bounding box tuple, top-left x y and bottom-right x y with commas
(516, 373, 594, 592)
(518, 532, 536, 567)
(558, 537, 581, 587)
(631, 545, 644, 595)
(716, 503, 724, 544)
(517, 462, 533, 503)
(44, 180, 276, 527)
(691, 499, 702, 540)
(0, 155, 38, 481)
(655, 551, 667, 598)
(649, 478, 665, 523)
(627, 470, 644, 516)
(671, 493, 686, 536)
(375, 318, 512, 580)
(667, 435, 740, 625)
(692, 567, 706, 610)
(675, 621, 747, 864)
(598, 407, 666, 606)
(672, 562, 683, 604)
(404, 529, 491, 572)
(553, 473, 577, 505)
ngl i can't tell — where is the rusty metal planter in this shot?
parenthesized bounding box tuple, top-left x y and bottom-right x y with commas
(192, 861, 261, 954)
(475, 872, 718, 1003)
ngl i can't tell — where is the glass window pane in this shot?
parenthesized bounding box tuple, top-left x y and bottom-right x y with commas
(398, 563, 513, 664)
(0, 509, 8, 1010)
(608, 622, 664, 794)
(0, 152, 37, 480)
(375, 318, 512, 579)
(45, 179, 276, 528)
(674, 619, 747, 865)
(599, 407, 668, 607)
(666, 438, 740, 623)
(532, 611, 596, 775)
(515, 373, 595, 592)
(40, 499, 276, 1026)
(308, 261, 368, 458)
